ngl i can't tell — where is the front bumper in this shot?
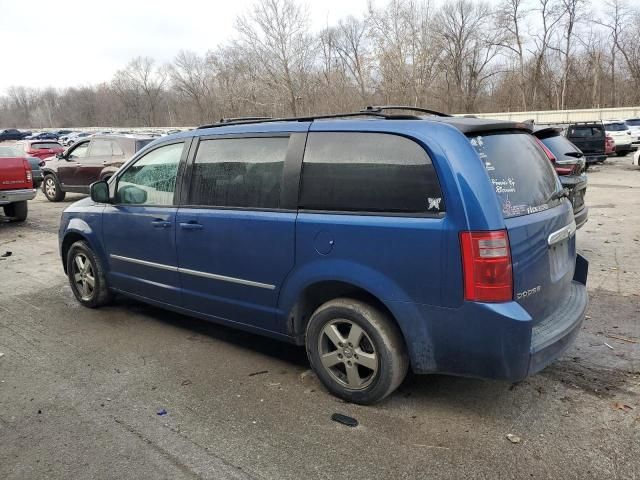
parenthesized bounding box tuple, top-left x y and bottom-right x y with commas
(0, 188, 36, 205)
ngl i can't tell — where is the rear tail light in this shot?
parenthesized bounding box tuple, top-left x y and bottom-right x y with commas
(460, 230, 513, 302)
(554, 164, 577, 175)
(23, 159, 32, 183)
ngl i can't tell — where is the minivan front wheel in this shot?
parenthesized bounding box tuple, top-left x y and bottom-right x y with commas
(42, 174, 65, 202)
(306, 298, 408, 404)
(66, 240, 112, 308)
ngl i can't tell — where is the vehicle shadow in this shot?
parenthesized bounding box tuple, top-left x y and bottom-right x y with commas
(114, 295, 309, 368)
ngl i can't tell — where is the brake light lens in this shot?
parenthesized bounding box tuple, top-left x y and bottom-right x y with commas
(23, 159, 32, 183)
(460, 230, 513, 302)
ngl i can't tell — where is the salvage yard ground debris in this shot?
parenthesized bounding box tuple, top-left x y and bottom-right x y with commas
(0, 155, 638, 479)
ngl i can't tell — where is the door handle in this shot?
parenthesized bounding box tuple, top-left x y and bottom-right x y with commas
(179, 221, 203, 231)
(151, 219, 172, 228)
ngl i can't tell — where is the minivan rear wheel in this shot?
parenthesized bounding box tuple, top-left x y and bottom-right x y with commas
(306, 298, 408, 404)
(42, 174, 65, 202)
(66, 240, 112, 308)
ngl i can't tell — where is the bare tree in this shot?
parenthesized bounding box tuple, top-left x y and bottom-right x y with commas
(434, 0, 502, 112)
(496, 0, 529, 109)
(169, 50, 215, 123)
(557, 0, 587, 110)
(334, 16, 371, 102)
(235, 0, 312, 115)
(529, 0, 563, 107)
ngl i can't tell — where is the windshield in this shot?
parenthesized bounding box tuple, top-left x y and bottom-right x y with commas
(605, 123, 628, 132)
(469, 132, 561, 219)
(32, 142, 62, 149)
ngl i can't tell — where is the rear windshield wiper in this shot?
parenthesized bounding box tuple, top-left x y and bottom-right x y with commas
(564, 151, 584, 158)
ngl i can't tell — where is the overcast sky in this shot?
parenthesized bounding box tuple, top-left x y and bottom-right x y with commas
(0, 0, 369, 95)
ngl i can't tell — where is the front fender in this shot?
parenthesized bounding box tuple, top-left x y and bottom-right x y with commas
(60, 213, 106, 272)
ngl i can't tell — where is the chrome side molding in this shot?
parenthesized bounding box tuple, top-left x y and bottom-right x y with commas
(109, 254, 275, 290)
(548, 220, 577, 246)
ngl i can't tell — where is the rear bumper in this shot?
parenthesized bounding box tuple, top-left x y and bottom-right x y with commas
(396, 260, 588, 381)
(573, 205, 588, 229)
(0, 188, 36, 205)
(584, 154, 606, 164)
(528, 281, 587, 375)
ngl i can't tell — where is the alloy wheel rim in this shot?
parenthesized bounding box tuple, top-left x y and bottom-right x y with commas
(45, 179, 56, 197)
(318, 319, 378, 390)
(72, 253, 95, 301)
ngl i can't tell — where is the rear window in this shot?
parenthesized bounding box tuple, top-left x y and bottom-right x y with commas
(626, 119, 640, 126)
(539, 134, 581, 158)
(136, 139, 153, 151)
(31, 142, 61, 149)
(469, 132, 560, 218)
(299, 132, 444, 214)
(567, 125, 604, 138)
(604, 123, 628, 131)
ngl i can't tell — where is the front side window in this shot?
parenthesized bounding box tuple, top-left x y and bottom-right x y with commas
(69, 142, 89, 159)
(116, 142, 183, 205)
(299, 132, 444, 214)
(188, 137, 288, 209)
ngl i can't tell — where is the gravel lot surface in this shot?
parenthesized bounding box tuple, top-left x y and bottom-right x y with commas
(0, 154, 638, 479)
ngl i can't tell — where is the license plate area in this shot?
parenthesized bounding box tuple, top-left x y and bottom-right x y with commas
(550, 239, 571, 281)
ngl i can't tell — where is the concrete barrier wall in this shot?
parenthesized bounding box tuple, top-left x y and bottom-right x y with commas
(462, 106, 640, 123)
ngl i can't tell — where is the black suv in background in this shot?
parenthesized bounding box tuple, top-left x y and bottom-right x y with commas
(0, 129, 29, 141)
(565, 122, 606, 168)
(533, 126, 588, 229)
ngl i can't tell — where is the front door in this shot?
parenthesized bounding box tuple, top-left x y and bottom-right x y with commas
(58, 140, 90, 188)
(176, 134, 300, 332)
(102, 140, 188, 306)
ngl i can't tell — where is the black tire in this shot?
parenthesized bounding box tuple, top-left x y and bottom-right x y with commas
(306, 298, 408, 405)
(66, 240, 112, 308)
(42, 174, 66, 202)
(3, 201, 28, 222)
(616, 151, 628, 157)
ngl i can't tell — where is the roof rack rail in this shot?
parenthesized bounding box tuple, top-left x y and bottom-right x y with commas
(196, 110, 423, 130)
(362, 105, 452, 118)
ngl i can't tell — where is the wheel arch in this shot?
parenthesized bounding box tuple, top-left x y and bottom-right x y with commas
(60, 220, 106, 274)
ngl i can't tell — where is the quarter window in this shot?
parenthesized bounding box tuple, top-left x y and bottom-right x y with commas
(116, 142, 183, 205)
(299, 132, 444, 213)
(188, 137, 288, 208)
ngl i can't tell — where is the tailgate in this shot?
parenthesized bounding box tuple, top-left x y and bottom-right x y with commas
(506, 203, 576, 322)
(0, 157, 31, 190)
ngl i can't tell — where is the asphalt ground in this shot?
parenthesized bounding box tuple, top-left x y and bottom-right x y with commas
(0, 153, 638, 479)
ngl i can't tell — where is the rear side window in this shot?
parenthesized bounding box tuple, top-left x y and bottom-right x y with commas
(90, 140, 113, 156)
(469, 132, 560, 218)
(136, 139, 153, 151)
(188, 137, 288, 209)
(568, 126, 603, 138)
(299, 132, 444, 214)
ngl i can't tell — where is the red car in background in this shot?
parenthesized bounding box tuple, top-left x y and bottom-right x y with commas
(0, 145, 36, 222)
(14, 140, 64, 161)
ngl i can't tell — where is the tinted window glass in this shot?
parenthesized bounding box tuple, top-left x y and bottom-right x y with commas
(136, 139, 153, 151)
(300, 132, 443, 213)
(626, 119, 640, 126)
(90, 139, 113, 156)
(568, 126, 604, 138)
(469, 132, 560, 218)
(117, 142, 183, 205)
(189, 137, 287, 208)
(540, 134, 582, 159)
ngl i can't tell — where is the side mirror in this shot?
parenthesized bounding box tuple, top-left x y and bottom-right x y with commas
(118, 184, 147, 204)
(90, 180, 110, 203)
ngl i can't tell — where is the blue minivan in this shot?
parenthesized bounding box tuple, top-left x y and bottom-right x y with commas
(59, 107, 588, 404)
